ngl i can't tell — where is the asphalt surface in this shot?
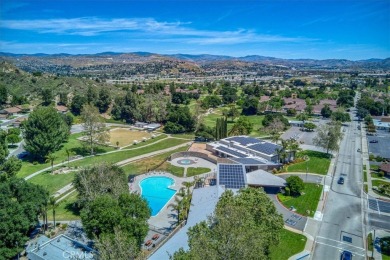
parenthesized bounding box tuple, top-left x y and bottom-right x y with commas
(312, 101, 365, 260)
(367, 129, 390, 159)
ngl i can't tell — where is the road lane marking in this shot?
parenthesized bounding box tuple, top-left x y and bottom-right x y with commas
(314, 242, 365, 257)
(316, 236, 365, 251)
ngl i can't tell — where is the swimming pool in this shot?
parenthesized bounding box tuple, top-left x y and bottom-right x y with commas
(139, 176, 177, 216)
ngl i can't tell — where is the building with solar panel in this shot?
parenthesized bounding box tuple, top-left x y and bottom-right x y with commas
(206, 136, 293, 171)
(217, 163, 286, 190)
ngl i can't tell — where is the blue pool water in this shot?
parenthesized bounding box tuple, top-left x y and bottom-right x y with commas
(140, 177, 177, 216)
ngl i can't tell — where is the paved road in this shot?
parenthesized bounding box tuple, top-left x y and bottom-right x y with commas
(312, 97, 365, 260)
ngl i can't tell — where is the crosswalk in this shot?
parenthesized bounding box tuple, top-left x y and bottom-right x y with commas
(315, 236, 365, 258)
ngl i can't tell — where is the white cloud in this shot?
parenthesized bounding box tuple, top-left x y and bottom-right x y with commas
(1, 17, 313, 44)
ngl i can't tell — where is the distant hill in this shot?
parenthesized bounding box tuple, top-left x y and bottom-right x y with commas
(0, 52, 389, 76)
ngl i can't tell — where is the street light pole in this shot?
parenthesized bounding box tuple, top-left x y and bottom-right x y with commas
(304, 155, 309, 182)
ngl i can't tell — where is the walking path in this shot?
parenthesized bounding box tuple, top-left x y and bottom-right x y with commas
(24, 136, 184, 180)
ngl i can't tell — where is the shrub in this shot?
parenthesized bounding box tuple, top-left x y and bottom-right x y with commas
(369, 154, 375, 161)
(286, 176, 304, 196)
(284, 187, 290, 196)
(378, 171, 385, 178)
(33, 161, 38, 165)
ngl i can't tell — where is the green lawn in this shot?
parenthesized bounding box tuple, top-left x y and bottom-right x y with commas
(287, 150, 331, 175)
(170, 133, 196, 139)
(68, 138, 188, 168)
(202, 108, 266, 137)
(364, 170, 368, 182)
(277, 183, 322, 217)
(28, 171, 76, 195)
(270, 228, 307, 260)
(372, 179, 390, 186)
(17, 132, 115, 178)
(187, 167, 211, 177)
(47, 192, 80, 221)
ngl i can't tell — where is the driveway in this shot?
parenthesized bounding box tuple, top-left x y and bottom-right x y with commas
(264, 187, 307, 231)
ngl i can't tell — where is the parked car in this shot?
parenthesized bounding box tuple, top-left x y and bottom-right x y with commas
(338, 177, 345, 184)
(370, 140, 378, 143)
(340, 250, 352, 260)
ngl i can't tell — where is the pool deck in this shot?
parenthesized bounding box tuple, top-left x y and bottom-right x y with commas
(130, 171, 194, 233)
(170, 156, 217, 177)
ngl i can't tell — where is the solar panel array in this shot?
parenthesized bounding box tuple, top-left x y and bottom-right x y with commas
(248, 142, 280, 155)
(227, 136, 261, 146)
(218, 164, 246, 189)
(230, 157, 265, 165)
(216, 146, 246, 158)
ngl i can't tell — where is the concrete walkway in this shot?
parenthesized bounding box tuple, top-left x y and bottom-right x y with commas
(24, 136, 185, 180)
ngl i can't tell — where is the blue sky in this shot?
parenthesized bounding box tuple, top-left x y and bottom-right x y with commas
(0, 0, 389, 60)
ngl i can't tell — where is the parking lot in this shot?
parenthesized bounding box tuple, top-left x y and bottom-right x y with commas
(281, 119, 328, 146)
(367, 129, 390, 159)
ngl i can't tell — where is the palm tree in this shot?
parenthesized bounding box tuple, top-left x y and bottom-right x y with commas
(45, 153, 57, 173)
(49, 196, 58, 227)
(168, 196, 184, 224)
(65, 148, 74, 167)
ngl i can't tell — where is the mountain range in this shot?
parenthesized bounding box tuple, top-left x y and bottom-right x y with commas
(1, 52, 389, 75)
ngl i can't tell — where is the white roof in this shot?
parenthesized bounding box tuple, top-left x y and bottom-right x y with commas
(246, 169, 286, 187)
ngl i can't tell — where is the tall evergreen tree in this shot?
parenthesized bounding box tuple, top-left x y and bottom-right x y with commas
(23, 106, 69, 160)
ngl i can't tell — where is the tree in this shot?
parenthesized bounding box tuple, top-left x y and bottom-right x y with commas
(0, 84, 7, 107)
(321, 104, 332, 118)
(80, 193, 150, 247)
(225, 104, 240, 121)
(0, 130, 8, 164)
(303, 122, 316, 131)
(86, 85, 98, 104)
(23, 106, 69, 161)
(173, 188, 283, 260)
(241, 96, 259, 115)
(214, 117, 227, 140)
(49, 196, 57, 227)
(81, 104, 110, 155)
(313, 122, 343, 155)
(264, 119, 285, 144)
(228, 116, 253, 136)
(45, 153, 57, 173)
(331, 111, 351, 122)
(40, 88, 53, 106)
(201, 95, 222, 109)
(96, 88, 111, 113)
(94, 227, 140, 260)
(286, 176, 304, 195)
(64, 148, 74, 167)
(73, 163, 128, 207)
(6, 134, 21, 146)
(165, 106, 195, 133)
(0, 156, 22, 180)
(70, 94, 87, 115)
(0, 178, 49, 259)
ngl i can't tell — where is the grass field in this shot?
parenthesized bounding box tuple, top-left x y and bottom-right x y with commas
(17, 132, 115, 178)
(120, 146, 190, 176)
(287, 150, 331, 175)
(109, 128, 151, 147)
(187, 167, 211, 177)
(277, 183, 322, 217)
(47, 192, 80, 221)
(170, 133, 196, 139)
(270, 228, 307, 260)
(28, 171, 76, 195)
(202, 108, 266, 137)
(67, 138, 188, 168)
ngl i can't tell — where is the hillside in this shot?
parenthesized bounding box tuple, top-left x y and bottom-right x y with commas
(0, 61, 119, 98)
(1, 52, 389, 79)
